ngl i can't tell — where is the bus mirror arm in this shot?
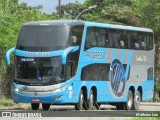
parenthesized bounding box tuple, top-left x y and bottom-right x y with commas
(62, 46, 79, 64)
(6, 47, 15, 65)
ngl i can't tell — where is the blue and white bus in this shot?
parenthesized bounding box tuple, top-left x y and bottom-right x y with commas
(6, 20, 155, 110)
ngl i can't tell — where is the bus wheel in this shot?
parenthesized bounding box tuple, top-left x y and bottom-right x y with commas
(42, 103, 50, 111)
(31, 103, 39, 110)
(88, 89, 95, 110)
(125, 90, 133, 110)
(116, 103, 125, 110)
(75, 90, 86, 110)
(133, 91, 141, 110)
(95, 103, 101, 110)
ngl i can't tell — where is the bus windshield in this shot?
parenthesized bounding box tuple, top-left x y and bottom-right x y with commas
(15, 56, 64, 85)
(17, 25, 70, 51)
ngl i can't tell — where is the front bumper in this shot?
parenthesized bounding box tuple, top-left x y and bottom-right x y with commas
(13, 90, 66, 104)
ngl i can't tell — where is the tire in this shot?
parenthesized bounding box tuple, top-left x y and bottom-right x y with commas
(125, 90, 133, 110)
(116, 103, 125, 110)
(75, 90, 87, 110)
(42, 103, 50, 111)
(133, 91, 141, 110)
(88, 90, 95, 110)
(31, 103, 39, 110)
(95, 103, 101, 110)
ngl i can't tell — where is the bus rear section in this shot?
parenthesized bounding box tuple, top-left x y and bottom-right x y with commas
(74, 23, 154, 111)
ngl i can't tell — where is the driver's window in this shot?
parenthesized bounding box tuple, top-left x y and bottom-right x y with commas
(70, 26, 84, 46)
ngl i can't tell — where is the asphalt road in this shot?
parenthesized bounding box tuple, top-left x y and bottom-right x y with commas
(46, 102, 160, 111)
(0, 102, 160, 117)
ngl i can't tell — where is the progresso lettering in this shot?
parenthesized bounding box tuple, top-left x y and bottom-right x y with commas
(86, 51, 105, 59)
(26, 52, 52, 57)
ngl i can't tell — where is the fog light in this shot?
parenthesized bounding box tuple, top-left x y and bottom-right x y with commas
(55, 96, 62, 101)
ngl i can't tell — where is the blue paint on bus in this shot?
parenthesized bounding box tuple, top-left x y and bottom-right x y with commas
(6, 20, 154, 110)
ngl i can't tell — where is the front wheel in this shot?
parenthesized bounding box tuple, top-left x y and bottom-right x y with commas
(133, 91, 141, 110)
(42, 103, 50, 111)
(31, 103, 39, 110)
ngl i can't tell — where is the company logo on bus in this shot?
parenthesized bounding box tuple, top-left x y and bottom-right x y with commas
(109, 59, 126, 97)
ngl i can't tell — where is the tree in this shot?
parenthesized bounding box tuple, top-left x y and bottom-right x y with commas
(57, 1, 85, 19)
(0, 0, 53, 98)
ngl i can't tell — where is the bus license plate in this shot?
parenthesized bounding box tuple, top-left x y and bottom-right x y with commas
(32, 98, 40, 102)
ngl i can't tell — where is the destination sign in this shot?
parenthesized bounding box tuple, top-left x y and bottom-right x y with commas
(86, 51, 105, 60)
(25, 52, 52, 57)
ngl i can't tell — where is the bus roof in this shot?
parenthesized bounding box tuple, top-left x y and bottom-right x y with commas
(85, 22, 153, 33)
(24, 20, 153, 33)
(24, 20, 85, 26)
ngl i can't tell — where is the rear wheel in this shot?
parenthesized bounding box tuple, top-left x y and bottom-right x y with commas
(42, 103, 50, 111)
(125, 90, 133, 110)
(88, 90, 95, 110)
(31, 103, 39, 110)
(133, 91, 141, 110)
(95, 103, 101, 110)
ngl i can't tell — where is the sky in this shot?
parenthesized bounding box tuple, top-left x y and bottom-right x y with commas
(19, 0, 85, 14)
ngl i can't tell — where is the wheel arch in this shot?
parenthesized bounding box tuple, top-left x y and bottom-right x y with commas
(129, 86, 135, 94)
(137, 86, 143, 101)
(90, 86, 97, 101)
(81, 86, 88, 101)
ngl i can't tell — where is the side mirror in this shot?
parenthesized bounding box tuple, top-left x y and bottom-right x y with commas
(62, 46, 79, 64)
(6, 47, 15, 65)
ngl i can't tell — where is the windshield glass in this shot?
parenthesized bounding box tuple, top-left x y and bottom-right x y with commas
(17, 25, 70, 51)
(15, 56, 64, 85)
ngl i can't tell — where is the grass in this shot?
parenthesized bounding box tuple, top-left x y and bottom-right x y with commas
(0, 99, 13, 106)
(0, 99, 30, 109)
(132, 117, 160, 120)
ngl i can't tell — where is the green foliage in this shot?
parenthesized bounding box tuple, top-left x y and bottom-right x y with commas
(0, 99, 13, 106)
(0, 0, 53, 51)
(0, 0, 56, 98)
(59, 1, 85, 19)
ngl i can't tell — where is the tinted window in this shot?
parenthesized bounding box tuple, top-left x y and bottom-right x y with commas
(85, 27, 153, 50)
(70, 26, 84, 46)
(17, 25, 70, 51)
(85, 27, 106, 48)
(119, 30, 128, 49)
(108, 29, 119, 48)
(16, 56, 64, 84)
(81, 64, 110, 81)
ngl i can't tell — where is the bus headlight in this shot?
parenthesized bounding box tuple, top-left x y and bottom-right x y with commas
(51, 86, 67, 94)
(15, 87, 20, 92)
(14, 87, 22, 93)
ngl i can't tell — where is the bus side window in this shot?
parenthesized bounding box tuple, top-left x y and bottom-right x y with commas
(70, 26, 84, 46)
(145, 34, 153, 50)
(130, 32, 139, 50)
(96, 29, 106, 47)
(105, 29, 109, 47)
(85, 28, 98, 48)
(119, 30, 128, 49)
(149, 34, 153, 50)
(108, 29, 118, 48)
